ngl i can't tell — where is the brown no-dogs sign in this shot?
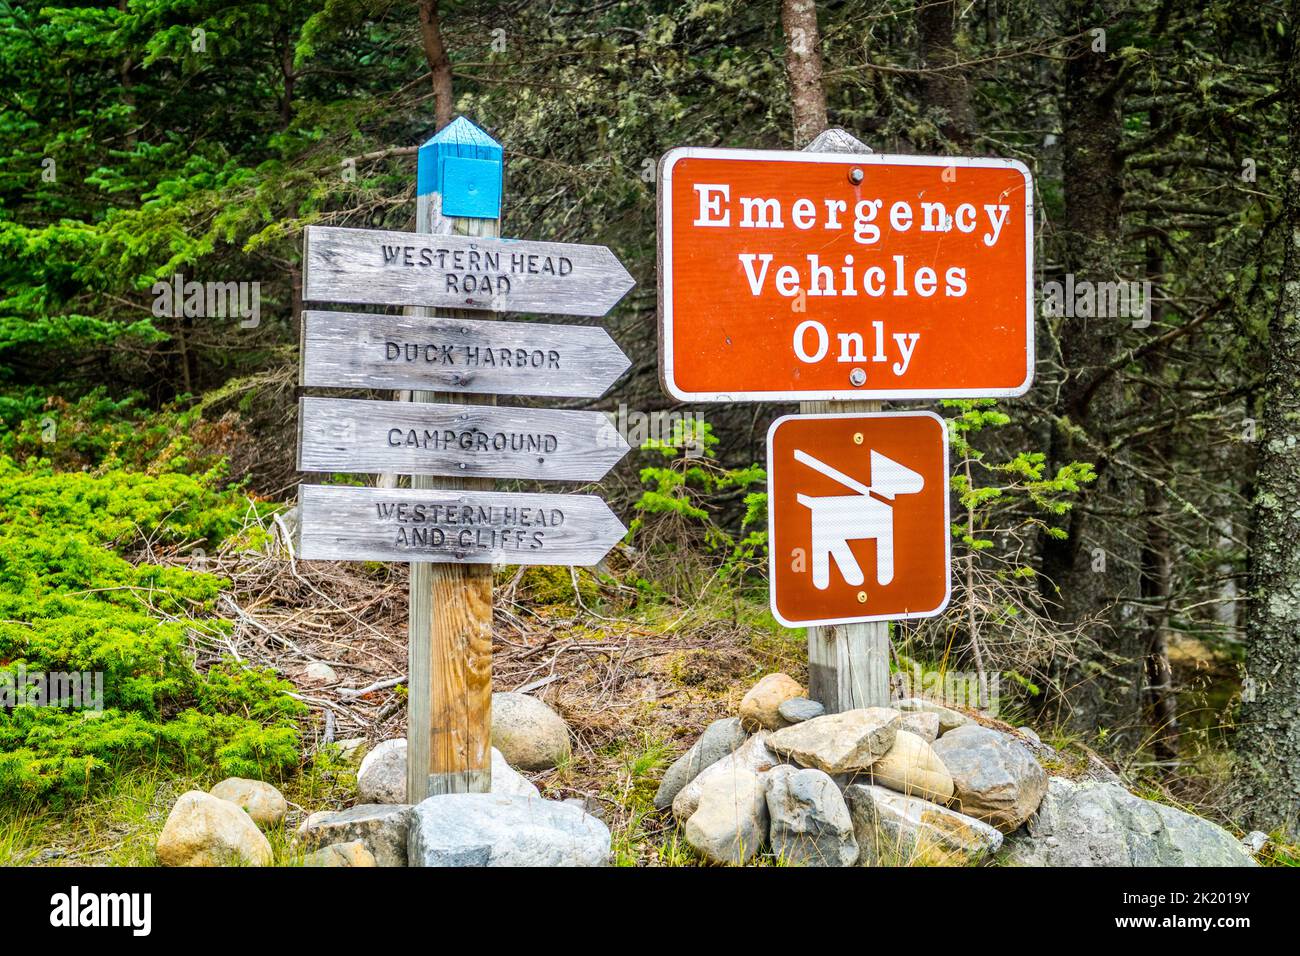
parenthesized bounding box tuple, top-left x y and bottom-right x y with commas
(767, 412, 951, 627)
(658, 148, 1034, 401)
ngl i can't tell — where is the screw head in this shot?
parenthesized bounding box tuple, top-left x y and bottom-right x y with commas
(850, 367, 867, 386)
(849, 167, 865, 185)
(853, 432, 864, 445)
(857, 591, 867, 603)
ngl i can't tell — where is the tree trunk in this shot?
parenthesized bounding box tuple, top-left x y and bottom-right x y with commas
(418, 0, 454, 131)
(916, 0, 976, 150)
(1037, 0, 1145, 747)
(1235, 0, 1300, 838)
(781, 0, 828, 147)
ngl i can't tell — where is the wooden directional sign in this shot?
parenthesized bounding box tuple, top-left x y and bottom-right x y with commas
(658, 148, 1034, 401)
(297, 484, 626, 566)
(299, 309, 630, 398)
(767, 411, 951, 627)
(297, 396, 628, 481)
(302, 225, 634, 317)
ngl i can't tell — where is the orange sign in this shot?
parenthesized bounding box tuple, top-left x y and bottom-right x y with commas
(767, 412, 951, 627)
(658, 149, 1034, 401)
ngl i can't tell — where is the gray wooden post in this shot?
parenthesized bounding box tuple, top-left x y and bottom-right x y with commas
(406, 117, 503, 801)
(800, 128, 892, 712)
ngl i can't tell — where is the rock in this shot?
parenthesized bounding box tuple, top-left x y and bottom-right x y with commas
(893, 697, 970, 734)
(408, 794, 610, 866)
(684, 767, 768, 865)
(777, 697, 825, 725)
(303, 661, 338, 683)
(156, 791, 273, 867)
(354, 737, 537, 802)
(209, 777, 287, 827)
(865, 730, 954, 803)
(303, 840, 376, 867)
(298, 804, 412, 867)
(845, 784, 1003, 866)
(653, 717, 748, 810)
(491, 692, 571, 771)
(563, 796, 606, 822)
(767, 708, 901, 775)
(491, 747, 540, 798)
(931, 724, 1047, 832)
(357, 738, 407, 804)
(1004, 777, 1258, 867)
(672, 732, 782, 822)
(1241, 830, 1269, 856)
(898, 711, 940, 744)
(739, 673, 805, 731)
(1017, 726, 1041, 744)
(333, 737, 368, 763)
(765, 765, 858, 866)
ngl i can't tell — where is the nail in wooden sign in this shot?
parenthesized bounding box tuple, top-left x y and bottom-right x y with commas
(296, 484, 627, 566)
(658, 149, 1034, 401)
(302, 225, 635, 317)
(299, 310, 630, 398)
(297, 396, 629, 481)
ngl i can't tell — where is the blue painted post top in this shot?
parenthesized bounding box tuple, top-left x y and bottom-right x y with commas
(417, 116, 503, 219)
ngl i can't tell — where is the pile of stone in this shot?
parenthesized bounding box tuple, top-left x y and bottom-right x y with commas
(654, 673, 1260, 867)
(156, 691, 611, 867)
(296, 691, 611, 867)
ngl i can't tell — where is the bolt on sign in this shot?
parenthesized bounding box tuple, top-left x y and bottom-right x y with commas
(766, 411, 951, 627)
(658, 148, 1034, 400)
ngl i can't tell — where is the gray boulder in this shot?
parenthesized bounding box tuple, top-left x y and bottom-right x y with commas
(1004, 777, 1258, 867)
(357, 738, 407, 804)
(893, 697, 971, 734)
(408, 794, 610, 867)
(653, 717, 748, 810)
(931, 724, 1047, 832)
(766, 765, 858, 866)
(684, 767, 768, 865)
(845, 783, 1003, 866)
(767, 708, 901, 775)
(672, 732, 782, 822)
(298, 804, 412, 867)
(777, 697, 826, 725)
(491, 747, 541, 799)
(898, 711, 940, 744)
(492, 692, 572, 770)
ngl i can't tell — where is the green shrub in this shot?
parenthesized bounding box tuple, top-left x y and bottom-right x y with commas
(0, 452, 303, 804)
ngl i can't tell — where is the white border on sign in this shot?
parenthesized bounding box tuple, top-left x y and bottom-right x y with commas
(657, 147, 1036, 402)
(765, 409, 953, 628)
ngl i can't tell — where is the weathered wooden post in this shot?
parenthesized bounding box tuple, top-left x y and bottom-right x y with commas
(407, 117, 502, 800)
(799, 127, 890, 712)
(296, 121, 634, 815)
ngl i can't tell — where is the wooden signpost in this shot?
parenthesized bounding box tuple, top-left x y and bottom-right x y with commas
(297, 486, 626, 566)
(299, 309, 630, 397)
(303, 224, 634, 316)
(297, 396, 628, 480)
(295, 117, 634, 803)
(656, 128, 1034, 713)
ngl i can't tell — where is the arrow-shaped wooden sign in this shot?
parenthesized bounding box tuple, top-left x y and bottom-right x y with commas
(297, 484, 627, 565)
(302, 225, 634, 317)
(299, 309, 630, 398)
(297, 396, 628, 481)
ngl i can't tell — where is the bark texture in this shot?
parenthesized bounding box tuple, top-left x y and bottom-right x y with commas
(1235, 0, 1300, 838)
